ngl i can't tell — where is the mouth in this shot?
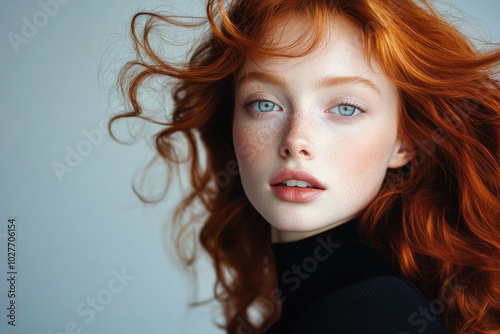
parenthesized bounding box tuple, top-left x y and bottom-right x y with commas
(270, 168, 326, 190)
(269, 169, 326, 203)
(272, 179, 319, 189)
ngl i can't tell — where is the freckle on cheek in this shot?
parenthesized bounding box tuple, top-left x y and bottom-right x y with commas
(235, 127, 272, 165)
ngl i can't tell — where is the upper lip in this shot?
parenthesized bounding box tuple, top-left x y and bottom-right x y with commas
(270, 168, 326, 189)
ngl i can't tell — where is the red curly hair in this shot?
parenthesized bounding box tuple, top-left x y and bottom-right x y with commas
(109, 0, 500, 333)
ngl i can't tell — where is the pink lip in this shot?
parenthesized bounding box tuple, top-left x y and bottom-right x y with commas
(270, 168, 326, 203)
(270, 168, 326, 189)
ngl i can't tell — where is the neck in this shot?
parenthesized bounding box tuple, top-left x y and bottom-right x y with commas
(270, 215, 359, 243)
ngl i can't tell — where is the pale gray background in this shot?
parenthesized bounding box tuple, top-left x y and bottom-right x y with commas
(0, 1, 498, 333)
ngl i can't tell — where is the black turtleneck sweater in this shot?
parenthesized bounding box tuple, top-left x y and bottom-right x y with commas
(265, 217, 449, 334)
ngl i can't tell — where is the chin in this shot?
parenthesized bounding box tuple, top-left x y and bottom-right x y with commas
(269, 219, 328, 233)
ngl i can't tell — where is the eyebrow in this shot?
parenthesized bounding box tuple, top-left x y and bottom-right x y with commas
(237, 71, 287, 89)
(237, 71, 381, 95)
(317, 75, 381, 95)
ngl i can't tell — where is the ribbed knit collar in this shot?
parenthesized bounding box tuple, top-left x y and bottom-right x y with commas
(269, 217, 399, 330)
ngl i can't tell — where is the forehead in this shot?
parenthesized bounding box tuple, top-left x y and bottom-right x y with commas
(236, 15, 391, 91)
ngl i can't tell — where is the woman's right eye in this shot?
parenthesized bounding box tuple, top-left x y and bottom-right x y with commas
(249, 100, 280, 112)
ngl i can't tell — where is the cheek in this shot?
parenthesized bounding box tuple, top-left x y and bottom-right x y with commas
(233, 123, 274, 167)
(332, 128, 396, 186)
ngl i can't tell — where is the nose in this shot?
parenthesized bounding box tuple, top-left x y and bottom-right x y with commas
(279, 112, 315, 159)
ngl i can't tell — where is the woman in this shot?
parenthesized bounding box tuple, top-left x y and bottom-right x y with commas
(109, 0, 500, 333)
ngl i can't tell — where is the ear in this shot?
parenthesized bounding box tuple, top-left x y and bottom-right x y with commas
(388, 138, 413, 169)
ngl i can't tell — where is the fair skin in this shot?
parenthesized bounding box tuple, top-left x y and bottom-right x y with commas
(232, 16, 412, 243)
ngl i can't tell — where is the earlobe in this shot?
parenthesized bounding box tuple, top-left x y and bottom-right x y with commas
(388, 139, 413, 169)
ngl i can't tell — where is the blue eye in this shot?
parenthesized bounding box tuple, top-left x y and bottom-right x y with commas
(329, 104, 362, 116)
(250, 100, 279, 112)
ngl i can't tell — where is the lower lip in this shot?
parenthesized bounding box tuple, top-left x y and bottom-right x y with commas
(270, 185, 324, 203)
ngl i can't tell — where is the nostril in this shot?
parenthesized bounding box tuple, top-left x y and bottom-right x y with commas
(280, 146, 311, 158)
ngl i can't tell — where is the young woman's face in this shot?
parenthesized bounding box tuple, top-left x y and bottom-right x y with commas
(232, 17, 410, 242)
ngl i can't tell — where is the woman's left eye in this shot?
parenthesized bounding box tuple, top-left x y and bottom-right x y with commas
(249, 100, 280, 112)
(328, 104, 362, 116)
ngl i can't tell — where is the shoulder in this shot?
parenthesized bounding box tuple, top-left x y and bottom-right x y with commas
(289, 276, 449, 334)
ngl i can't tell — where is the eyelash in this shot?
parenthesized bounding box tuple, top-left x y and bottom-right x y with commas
(244, 98, 280, 118)
(327, 101, 367, 122)
(243, 98, 367, 122)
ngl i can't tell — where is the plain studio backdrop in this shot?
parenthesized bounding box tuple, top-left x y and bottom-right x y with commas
(0, 0, 498, 333)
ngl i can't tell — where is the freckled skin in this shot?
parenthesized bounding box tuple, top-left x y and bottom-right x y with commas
(232, 16, 411, 243)
(233, 124, 274, 165)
